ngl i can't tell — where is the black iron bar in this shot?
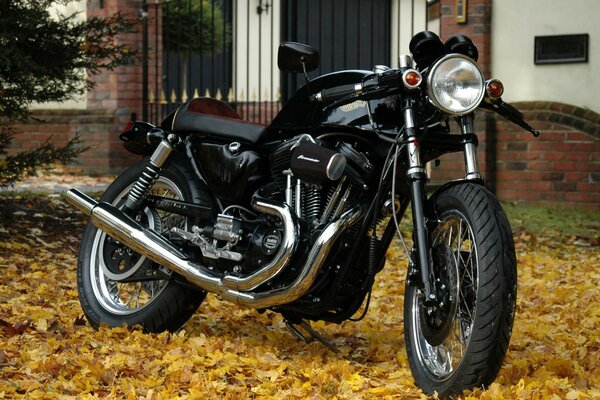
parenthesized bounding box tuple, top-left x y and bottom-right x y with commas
(199, 0, 203, 100)
(246, 0, 250, 120)
(270, 0, 274, 121)
(153, 3, 159, 123)
(258, 0, 263, 123)
(142, 0, 148, 121)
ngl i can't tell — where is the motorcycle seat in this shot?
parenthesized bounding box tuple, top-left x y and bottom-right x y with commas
(166, 98, 267, 144)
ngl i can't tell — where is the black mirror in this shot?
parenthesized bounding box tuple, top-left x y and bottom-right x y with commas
(277, 42, 319, 73)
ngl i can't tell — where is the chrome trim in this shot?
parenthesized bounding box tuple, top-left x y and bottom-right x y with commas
(464, 143, 482, 180)
(222, 198, 297, 291)
(284, 170, 293, 207)
(354, 83, 363, 95)
(403, 107, 416, 129)
(460, 115, 483, 181)
(426, 53, 485, 116)
(325, 153, 346, 181)
(150, 140, 173, 167)
(65, 189, 96, 215)
(65, 189, 363, 309)
(485, 78, 504, 98)
(231, 207, 363, 308)
(402, 69, 422, 89)
(295, 178, 302, 218)
(320, 176, 346, 224)
(398, 54, 413, 69)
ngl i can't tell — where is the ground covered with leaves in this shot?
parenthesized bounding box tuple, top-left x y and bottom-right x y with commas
(0, 193, 598, 399)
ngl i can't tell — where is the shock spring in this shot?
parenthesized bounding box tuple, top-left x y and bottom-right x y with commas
(125, 162, 161, 210)
(125, 138, 174, 212)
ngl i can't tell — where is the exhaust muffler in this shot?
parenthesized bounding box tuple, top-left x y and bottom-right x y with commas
(65, 189, 363, 309)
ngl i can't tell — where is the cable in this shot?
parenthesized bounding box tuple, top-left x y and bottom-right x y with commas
(391, 144, 412, 259)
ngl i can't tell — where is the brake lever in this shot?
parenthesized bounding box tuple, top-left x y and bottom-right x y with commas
(480, 98, 540, 137)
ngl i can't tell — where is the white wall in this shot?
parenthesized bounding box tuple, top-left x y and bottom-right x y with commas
(390, 0, 429, 66)
(31, 0, 87, 110)
(491, 0, 599, 113)
(233, 0, 427, 100)
(234, 0, 281, 102)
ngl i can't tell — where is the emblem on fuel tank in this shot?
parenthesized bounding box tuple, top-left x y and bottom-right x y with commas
(339, 100, 367, 112)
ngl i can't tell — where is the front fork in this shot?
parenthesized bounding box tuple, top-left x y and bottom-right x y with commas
(404, 103, 481, 306)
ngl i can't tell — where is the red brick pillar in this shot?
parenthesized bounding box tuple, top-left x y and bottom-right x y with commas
(440, 0, 492, 77)
(85, 0, 144, 173)
(87, 0, 144, 114)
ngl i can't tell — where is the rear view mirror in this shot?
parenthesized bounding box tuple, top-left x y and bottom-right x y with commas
(277, 42, 319, 73)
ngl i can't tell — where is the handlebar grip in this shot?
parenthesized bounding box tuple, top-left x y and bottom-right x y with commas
(314, 83, 362, 103)
(377, 70, 401, 87)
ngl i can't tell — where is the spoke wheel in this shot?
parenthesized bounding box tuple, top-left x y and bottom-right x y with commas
(90, 177, 182, 315)
(77, 158, 208, 332)
(412, 212, 477, 380)
(403, 183, 517, 397)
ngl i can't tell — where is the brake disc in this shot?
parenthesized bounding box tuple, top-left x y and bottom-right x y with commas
(419, 244, 459, 346)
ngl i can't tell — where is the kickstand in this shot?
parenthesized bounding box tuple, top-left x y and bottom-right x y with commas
(285, 320, 340, 354)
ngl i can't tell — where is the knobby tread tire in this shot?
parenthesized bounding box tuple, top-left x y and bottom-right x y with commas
(404, 183, 517, 398)
(77, 157, 208, 333)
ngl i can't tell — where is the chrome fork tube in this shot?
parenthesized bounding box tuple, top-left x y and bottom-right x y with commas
(460, 115, 483, 181)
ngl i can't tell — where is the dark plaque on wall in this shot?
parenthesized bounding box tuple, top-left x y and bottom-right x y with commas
(534, 34, 589, 65)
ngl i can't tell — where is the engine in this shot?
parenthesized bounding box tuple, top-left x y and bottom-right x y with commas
(172, 135, 377, 296)
(269, 135, 375, 228)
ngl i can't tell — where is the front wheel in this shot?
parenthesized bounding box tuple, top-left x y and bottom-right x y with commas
(404, 183, 517, 397)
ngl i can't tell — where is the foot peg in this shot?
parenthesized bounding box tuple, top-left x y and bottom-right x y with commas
(285, 320, 340, 354)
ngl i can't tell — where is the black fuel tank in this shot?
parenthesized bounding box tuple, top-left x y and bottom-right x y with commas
(270, 70, 402, 132)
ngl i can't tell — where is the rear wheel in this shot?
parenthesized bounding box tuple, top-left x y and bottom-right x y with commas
(77, 159, 208, 332)
(404, 183, 516, 397)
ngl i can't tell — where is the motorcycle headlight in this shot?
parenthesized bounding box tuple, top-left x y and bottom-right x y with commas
(427, 54, 485, 115)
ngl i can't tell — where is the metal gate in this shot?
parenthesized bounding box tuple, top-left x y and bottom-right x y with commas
(142, 0, 429, 125)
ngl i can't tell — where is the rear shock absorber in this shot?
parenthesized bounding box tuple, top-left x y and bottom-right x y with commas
(124, 133, 177, 213)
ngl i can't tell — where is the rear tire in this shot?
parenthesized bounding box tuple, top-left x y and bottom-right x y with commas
(77, 158, 208, 332)
(404, 183, 516, 397)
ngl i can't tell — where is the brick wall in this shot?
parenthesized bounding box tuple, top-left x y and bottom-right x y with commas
(495, 102, 600, 209)
(430, 103, 600, 210)
(7, 110, 140, 174)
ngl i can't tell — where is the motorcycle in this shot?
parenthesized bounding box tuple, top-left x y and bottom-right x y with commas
(66, 31, 539, 396)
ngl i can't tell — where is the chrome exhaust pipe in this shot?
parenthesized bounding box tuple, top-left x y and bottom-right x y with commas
(65, 188, 363, 309)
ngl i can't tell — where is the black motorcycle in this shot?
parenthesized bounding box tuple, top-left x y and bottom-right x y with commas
(66, 31, 539, 396)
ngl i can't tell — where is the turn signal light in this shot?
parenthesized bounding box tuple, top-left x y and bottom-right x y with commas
(486, 79, 504, 98)
(403, 69, 422, 89)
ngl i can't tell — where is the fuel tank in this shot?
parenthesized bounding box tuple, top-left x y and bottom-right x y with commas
(270, 70, 402, 133)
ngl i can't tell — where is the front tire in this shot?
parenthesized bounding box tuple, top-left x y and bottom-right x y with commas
(404, 183, 517, 397)
(77, 158, 208, 332)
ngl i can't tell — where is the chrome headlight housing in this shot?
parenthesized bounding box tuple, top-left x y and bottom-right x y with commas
(427, 54, 485, 115)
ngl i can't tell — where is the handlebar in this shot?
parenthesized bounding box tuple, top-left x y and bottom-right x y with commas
(314, 83, 365, 103)
(312, 69, 406, 104)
